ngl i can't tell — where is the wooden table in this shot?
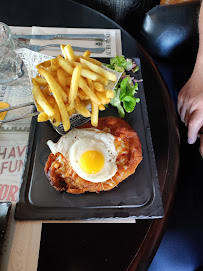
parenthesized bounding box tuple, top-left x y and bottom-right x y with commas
(0, 1, 179, 270)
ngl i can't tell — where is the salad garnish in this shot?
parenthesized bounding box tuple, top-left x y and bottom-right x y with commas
(105, 55, 141, 118)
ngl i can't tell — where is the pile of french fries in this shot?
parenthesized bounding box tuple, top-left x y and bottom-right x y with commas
(32, 44, 117, 132)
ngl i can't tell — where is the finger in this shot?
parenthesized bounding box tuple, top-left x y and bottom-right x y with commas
(184, 109, 190, 126)
(179, 103, 188, 123)
(187, 110, 203, 144)
(199, 135, 203, 158)
(177, 86, 188, 115)
(177, 94, 183, 115)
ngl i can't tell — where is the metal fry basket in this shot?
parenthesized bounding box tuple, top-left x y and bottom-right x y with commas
(51, 114, 91, 135)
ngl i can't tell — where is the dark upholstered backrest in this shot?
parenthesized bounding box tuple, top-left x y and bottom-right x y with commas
(138, 1, 201, 62)
(72, 0, 160, 37)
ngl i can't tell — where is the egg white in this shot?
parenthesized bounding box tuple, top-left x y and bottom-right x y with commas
(47, 128, 118, 183)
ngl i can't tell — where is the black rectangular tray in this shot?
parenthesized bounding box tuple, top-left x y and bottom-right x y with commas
(15, 58, 163, 220)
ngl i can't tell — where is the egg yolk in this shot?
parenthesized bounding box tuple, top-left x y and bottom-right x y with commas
(79, 150, 105, 174)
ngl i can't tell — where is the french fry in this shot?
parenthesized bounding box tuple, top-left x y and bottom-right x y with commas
(57, 55, 74, 75)
(50, 58, 59, 71)
(66, 87, 70, 97)
(91, 101, 99, 127)
(95, 90, 111, 105)
(74, 55, 81, 61)
(32, 44, 117, 132)
(75, 97, 91, 118)
(66, 77, 71, 86)
(49, 70, 57, 78)
(38, 67, 68, 103)
(80, 58, 117, 82)
(77, 89, 89, 100)
(32, 77, 48, 87)
(64, 59, 88, 69)
(38, 112, 49, 122)
(39, 96, 61, 126)
(65, 105, 75, 116)
(36, 60, 51, 69)
(35, 101, 43, 112)
(105, 89, 114, 98)
(37, 68, 70, 131)
(32, 84, 55, 116)
(64, 44, 75, 61)
(57, 68, 68, 89)
(83, 50, 91, 57)
(34, 79, 50, 96)
(98, 104, 106, 111)
(58, 55, 107, 85)
(47, 95, 55, 106)
(32, 78, 39, 87)
(83, 56, 102, 66)
(86, 78, 95, 92)
(51, 58, 58, 66)
(69, 109, 76, 116)
(75, 55, 102, 66)
(40, 86, 50, 98)
(69, 64, 82, 110)
(50, 102, 61, 126)
(78, 77, 101, 105)
(58, 57, 102, 105)
(93, 82, 105, 92)
(60, 44, 67, 59)
(81, 68, 108, 86)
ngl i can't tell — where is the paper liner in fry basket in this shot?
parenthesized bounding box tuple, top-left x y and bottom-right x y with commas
(15, 48, 122, 134)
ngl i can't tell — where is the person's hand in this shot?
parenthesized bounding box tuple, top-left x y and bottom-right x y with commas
(177, 67, 203, 157)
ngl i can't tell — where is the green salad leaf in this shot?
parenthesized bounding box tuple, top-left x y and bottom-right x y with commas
(110, 86, 125, 118)
(106, 55, 141, 118)
(106, 55, 134, 72)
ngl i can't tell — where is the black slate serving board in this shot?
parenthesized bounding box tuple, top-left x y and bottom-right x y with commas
(15, 58, 163, 220)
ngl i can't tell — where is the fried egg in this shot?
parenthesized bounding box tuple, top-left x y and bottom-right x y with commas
(47, 128, 118, 183)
